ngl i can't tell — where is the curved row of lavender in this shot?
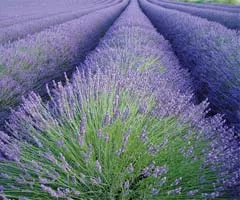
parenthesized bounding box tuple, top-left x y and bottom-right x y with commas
(0, 11, 68, 28)
(0, 0, 239, 198)
(0, 0, 121, 44)
(148, 0, 240, 30)
(209, 2, 240, 8)
(160, 0, 240, 13)
(0, 0, 110, 20)
(0, 0, 114, 28)
(139, 0, 240, 131)
(0, 0, 129, 130)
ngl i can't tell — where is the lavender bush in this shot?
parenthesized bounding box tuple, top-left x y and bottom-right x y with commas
(0, 0, 121, 44)
(0, 70, 230, 199)
(0, 0, 239, 199)
(0, 0, 128, 128)
(149, 0, 240, 30)
(140, 0, 240, 131)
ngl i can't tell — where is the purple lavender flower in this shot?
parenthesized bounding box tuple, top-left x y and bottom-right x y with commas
(90, 177, 102, 185)
(187, 189, 199, 196)
(158, 177, 167, 186)
(167, 187, 182, 195)
(95, 160, 102, 173)
(80, 113, 87, 135)
(127, 163, 134, 173)
(139, 129, 148, 143)
(152, 165, 168, 178)
(0, 185, 4, 193)
(122, 106, 130, 121)
(41, 184, 58, 198)
(171, 177, 182, 186)
(151, 188, 159, 195)
(124, 180, 130, 189)
(103, 112, 111, 126)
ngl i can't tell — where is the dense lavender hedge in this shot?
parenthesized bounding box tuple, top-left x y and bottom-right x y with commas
(140, 0, 240, 131)
(161, 0, 240, 13)
(0, 0, 128, 129)
(149, 0, 240, 30)
(0, 0, 121, 44)
(0, 0, 239, 199)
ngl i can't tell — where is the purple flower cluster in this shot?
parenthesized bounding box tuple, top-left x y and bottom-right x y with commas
(0, 0, 128, 128)
(149, 0, 240, 30)
(0, 131, 19, 162)
(140, 0, 240, 131)
(0, 0, 121, 44)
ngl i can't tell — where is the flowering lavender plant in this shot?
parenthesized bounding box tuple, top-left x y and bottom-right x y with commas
(0, 67, 228, 199)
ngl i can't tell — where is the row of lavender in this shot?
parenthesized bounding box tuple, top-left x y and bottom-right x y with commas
(0, 0, 114, 28)
(212, 2, 240, 8)
(0, 0, 128, 130)
(0, 0, 121, 44)
(149, 0, 240, 30)
(161, 0, 240, 13)
(0, 0, 110, 21)
(0, 0, 239, 199)
(140, 0, 240, 131)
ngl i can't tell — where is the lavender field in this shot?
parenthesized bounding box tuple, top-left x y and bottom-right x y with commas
(0, 0, 240, 199)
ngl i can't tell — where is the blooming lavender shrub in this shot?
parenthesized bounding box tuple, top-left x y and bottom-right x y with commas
(0, 68, 227, 199)
(149, 0, 240, 30)
(139, 0, 240, 131)
(0, 0, 121, 44)
(1, 0, 239, 199)
(0, 0, 128, 128)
